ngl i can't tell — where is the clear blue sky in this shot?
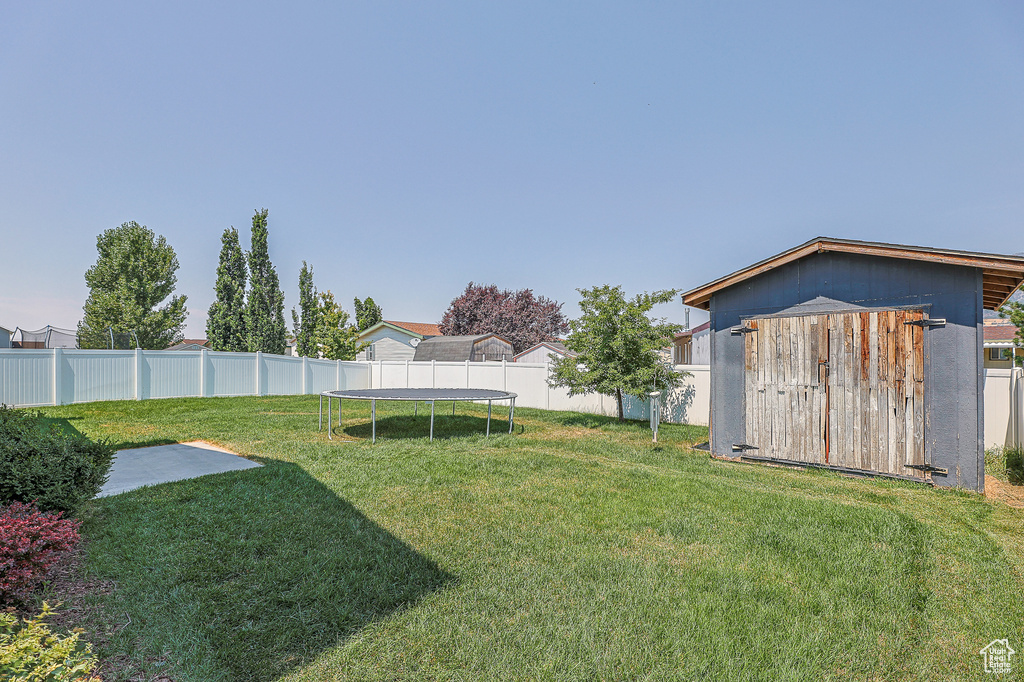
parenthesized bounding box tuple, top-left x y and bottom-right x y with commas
(2, 2, 1022, 337)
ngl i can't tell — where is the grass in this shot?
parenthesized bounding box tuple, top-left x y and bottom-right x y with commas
(31, 396, 1024, 681)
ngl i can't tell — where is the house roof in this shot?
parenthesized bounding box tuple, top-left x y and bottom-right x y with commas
(674, 321, 711, 340)
(984, 323, 1018, 344)
(412, 334, 512, 362)
(512, 341, 577, 361)
(166, 339, 209, 351)
(682, 237, 1024, 312)
(357, 320, 441, 341)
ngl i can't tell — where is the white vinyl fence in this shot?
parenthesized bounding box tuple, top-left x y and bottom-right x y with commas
(0, 349, 710, 425)
(368, 360, 710, 425)
(0, 349, 369, 407)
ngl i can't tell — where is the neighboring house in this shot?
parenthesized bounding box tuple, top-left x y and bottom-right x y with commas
(355, 321, 442, 361)
(683, 235, 1024, 493)
(984, 320, 1018, 368)
(672, 321, 710, 364)
(513, 341, 577, 365)
(166, 339, 210, 351)
(0, 325, 11, 349)
(413, 334, 514, 362)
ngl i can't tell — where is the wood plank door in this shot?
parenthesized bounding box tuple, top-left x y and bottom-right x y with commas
(743, 310, 927, 480)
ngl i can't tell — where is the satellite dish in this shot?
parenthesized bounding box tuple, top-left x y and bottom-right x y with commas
(410, 338, 420, 347)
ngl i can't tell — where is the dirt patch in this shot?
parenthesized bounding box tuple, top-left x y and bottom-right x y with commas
(984, 475, 1024, 509)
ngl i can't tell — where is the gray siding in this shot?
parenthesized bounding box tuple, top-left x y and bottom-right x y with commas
(709, 251, 983, 491)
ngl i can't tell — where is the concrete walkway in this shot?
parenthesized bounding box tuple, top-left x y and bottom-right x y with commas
(98, 441, 261, 497)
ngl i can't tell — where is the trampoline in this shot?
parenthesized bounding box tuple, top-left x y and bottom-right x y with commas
(319, 388, 517, 443)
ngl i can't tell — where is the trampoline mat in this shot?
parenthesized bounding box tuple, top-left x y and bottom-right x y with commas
(323, 388, 516, 401)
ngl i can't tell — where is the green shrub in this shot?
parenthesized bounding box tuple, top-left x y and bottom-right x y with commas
(0, 602, 100, 681)
(0, 407, 115, 515)
(1006, 445, 1024, 485)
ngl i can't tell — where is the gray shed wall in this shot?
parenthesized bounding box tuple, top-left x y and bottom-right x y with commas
(709, 251, 983, 491)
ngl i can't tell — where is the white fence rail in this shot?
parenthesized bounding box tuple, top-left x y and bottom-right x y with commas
(4, 349, 1022, 441)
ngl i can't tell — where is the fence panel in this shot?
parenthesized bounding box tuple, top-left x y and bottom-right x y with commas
(64, 350, 133, 404)
(144, 351, 201, 399)
(0, 350, 53, 407)
(209, 352, 258, 397)
(264, 354, 302, 395)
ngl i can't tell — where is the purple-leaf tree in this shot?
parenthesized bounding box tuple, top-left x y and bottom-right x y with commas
(439, 283, 569, 354)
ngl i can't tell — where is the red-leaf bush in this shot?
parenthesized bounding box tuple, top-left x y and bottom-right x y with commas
(0, 500, 80, 605)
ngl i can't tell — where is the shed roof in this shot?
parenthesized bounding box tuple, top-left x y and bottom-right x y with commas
(682, 237, 1024, 312)
(412, 334, 511, 362)
(512, 341, 577, 361)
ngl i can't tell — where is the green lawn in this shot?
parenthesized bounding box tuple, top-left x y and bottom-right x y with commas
(33, 396, 1024, 681)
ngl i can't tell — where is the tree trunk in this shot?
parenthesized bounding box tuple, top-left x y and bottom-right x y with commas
(616, 387, 624, 421)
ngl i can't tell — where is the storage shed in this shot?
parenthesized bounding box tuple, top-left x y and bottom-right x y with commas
(682, 237, 1024, 492)
(412, 334, 514, 362)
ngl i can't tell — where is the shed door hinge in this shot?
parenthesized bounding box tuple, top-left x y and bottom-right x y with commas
(904, 463, 948, 475)
(731, 326, 757, 335)
(732, 443, 759, 452)
(904, 318, 945, 328)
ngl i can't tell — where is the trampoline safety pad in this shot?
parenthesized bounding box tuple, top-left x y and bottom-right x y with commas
(318, 388, 518, 443)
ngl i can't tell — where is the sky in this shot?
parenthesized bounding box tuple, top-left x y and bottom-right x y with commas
(2, 2, 1023, 339)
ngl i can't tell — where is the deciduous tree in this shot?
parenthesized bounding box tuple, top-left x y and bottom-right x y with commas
(206, 227, 248, 352)
(316, 291, 366, 360)
(291, 261, 319, 357)
(77, 221, 188, 349)
(439, 283, 568, 354)
(354, 297, 383, 331)
(548, 285, 683, 421)
(244, 209, 287, 354)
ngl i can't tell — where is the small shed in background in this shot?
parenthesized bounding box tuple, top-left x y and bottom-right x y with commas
(355, 321, 441, 361)
(0, 326, 11, 349)
(682, 236, 1024, 492)
(672, 321, 710, 365)
(413, 334, 514, 362)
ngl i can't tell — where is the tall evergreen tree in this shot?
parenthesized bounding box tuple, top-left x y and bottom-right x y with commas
(77, 221, 188, 349)
(290, 261, 319, 357)
(206, 227, 248, 352)
(244, 209, 287, 354)
(354, 297, 383, 331)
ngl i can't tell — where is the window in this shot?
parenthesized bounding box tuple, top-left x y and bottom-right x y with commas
(990, 348, 1005, 361)
(366, 343, 375, 361)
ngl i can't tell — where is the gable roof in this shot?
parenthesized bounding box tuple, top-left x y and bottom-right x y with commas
(682, 237, 1024, 312)
(412, 334, 512, 362)
(512, 341, 577, 361)
(357, 320, 440, 341)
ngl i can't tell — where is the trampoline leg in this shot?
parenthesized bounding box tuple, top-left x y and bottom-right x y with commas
(509, 398, 515, 434)
(327, 396, 332, 440)
(487, 400, 491, 436)
(319, 394, 323, 431)
(415, 402, 418, 417)
(371, 400, 376, 444)
(430, 401, 435, 441)
(453, 401, 456, 416)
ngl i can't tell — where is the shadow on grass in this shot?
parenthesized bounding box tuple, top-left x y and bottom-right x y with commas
(339, 413, 515, 441)
(85, 462, 454, 681)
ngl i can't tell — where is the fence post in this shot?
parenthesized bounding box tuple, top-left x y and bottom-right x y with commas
(302, 356, 308, 394)
(255, 351, 263, 396)
(466, 360, 470, 387)
(135, 348, 143, 400)
(432, 360, 436, 388)
(406, 359, 410, 388)
(336, 359, 342, 390)
(200, 349, 208, 397)
(52, 348, 62, 406)
(502, 358, 507, 391)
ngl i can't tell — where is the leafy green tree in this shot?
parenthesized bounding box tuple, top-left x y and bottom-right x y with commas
(549, 285, 684, 421)
(290, 261, 319, 357)
(77, 221, 188, 349)
(206, 227, 248, 352)
(998, 298, 1024, 366)
(316, 291, 367, 360)
(354, 297, 383, 331)
(244, 209, 287, 354)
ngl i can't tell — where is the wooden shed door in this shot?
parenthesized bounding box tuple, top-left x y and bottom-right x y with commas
(743, 310, 927, 480)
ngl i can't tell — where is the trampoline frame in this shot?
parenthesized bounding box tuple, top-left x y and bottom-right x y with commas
(318, 388, 517, 443)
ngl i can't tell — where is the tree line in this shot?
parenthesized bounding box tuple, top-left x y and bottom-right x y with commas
(75, 214, 688, 420)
